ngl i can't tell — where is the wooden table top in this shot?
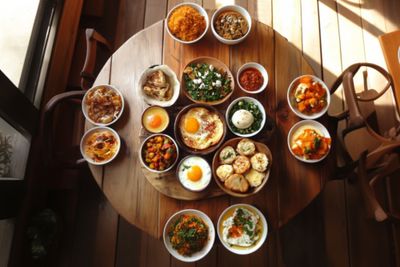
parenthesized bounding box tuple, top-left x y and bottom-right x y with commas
(86, 19, 335, 238)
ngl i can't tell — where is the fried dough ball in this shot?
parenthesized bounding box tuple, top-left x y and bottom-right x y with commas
(232, 155, 251, 174)
(236, 139, 256, 156)
(216, 164, 234, 182)
(219, 146, 236, 164)
(224, 174, 249, 193)
(250, 153, 269, 172)
(245, 168, 265, 187)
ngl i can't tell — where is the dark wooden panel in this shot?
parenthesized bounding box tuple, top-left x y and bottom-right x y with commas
(0, 180, 26, 219)
(115, 217, 141, 267)
(41, 0, 84, 105)
(114, 0, 146, 49)
(280, 196, 328, 267)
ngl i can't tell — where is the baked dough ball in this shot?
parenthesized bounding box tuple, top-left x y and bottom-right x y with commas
(216, 164, 234, 182)
(233, 155, 251, 174)
(224, 174, 249, 193)
(236, 139, 256, 156)
(250, 153, 269, 172)
(219, 146, 236, 164)
(245, 168, 265, 187)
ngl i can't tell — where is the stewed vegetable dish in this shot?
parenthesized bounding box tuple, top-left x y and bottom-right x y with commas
(214, 11, 248, 40)
(292, 76, 327, 114)
(291, 128, 331, 160)
(142, 135, 177, 171)
(168, 214, 209, 256)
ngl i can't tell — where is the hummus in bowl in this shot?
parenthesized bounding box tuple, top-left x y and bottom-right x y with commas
(217, 204, 267, 254)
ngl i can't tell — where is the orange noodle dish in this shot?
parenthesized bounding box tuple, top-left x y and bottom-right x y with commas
(167, 6, 206, 41)
(291, 128, 331, 160)
(168, 214, 209, 256)
(85, 86, 122, 124)
(84, 130, 118, 162)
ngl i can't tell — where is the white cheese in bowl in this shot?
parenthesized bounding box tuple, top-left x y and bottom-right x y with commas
(222, 207, 260, 247)
(232, 109, 254, 129)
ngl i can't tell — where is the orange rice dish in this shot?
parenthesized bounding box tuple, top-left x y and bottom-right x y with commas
(168, 6, 206, 41)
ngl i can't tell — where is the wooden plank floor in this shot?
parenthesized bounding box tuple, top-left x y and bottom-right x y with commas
(53, 0, 400, 267)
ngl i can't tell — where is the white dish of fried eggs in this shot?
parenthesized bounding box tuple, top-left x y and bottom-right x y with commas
(177, 106, 225, 151)
(177, 156, 212, 192)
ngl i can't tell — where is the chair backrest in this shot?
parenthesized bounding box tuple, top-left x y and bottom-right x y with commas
(330, 63, 400, 162)
(80, 29, 112, 90)
(329, 63, 400, 222)
(40, 91, 87, 169)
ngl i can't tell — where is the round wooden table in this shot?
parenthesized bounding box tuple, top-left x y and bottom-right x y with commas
(86, 20, 335, 238)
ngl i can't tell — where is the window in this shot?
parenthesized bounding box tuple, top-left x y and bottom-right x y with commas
(0, 0, 61, 105)
(0, 1, 61, 264)
(0, 1, 41, 89)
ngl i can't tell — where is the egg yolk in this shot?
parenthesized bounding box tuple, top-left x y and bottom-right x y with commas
(187, 165, 202, 181)
(148, 114, 162, 128)
(184, 117, 199, 133)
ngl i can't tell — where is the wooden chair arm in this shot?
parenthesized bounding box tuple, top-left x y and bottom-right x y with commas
(40, 91, 87, 169)
(80, 29, 112, 90)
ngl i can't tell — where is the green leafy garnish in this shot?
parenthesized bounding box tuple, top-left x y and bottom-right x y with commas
(228, 100, 263, 135)
(183, 63, 232, 102)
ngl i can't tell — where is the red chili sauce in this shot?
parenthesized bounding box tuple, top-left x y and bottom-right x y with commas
(239, 68, 263, 91)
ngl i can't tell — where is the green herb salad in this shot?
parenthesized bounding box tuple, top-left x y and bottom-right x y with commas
(228, 99, 263, 135)
(168, 214, 209, 256)
(183, 63, 232, 102)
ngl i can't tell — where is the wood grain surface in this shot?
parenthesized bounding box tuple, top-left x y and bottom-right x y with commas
(86, 17, 335, 238)
(49, 0, 400, 267)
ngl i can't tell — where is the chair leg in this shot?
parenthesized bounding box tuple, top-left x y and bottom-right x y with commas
(358, 152, 389, 222)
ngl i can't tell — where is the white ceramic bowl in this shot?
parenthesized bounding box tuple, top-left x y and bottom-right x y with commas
(163, 209, 215, 262)
(287, 120, 331, 163)
(138, 65, 180, 107)
(139, 133, 179, 173)
(211, 5, 252, 45)
(165, 2, 209, 44)
(176, 156, 212, 192)
(141, 105, 170, 133)
(226, 96, 266, 137)
(82, 84, 124, 126)
(217, 204, 268, 255)
(237, 62, 269, 94)
(80, 126, 121, 165)
(287, 75, 330, 120)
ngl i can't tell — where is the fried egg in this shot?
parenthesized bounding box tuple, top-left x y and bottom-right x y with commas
(178, 156, 211, 191)
(142, 106, 169, 133)
(179, 107, 224, 150)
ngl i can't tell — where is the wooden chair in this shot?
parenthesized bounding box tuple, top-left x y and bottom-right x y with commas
(40, 29, 112, 170)
(40, 90, 86, 170)
(329, 63, 400, 222)
(80, 28, 112, 90)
